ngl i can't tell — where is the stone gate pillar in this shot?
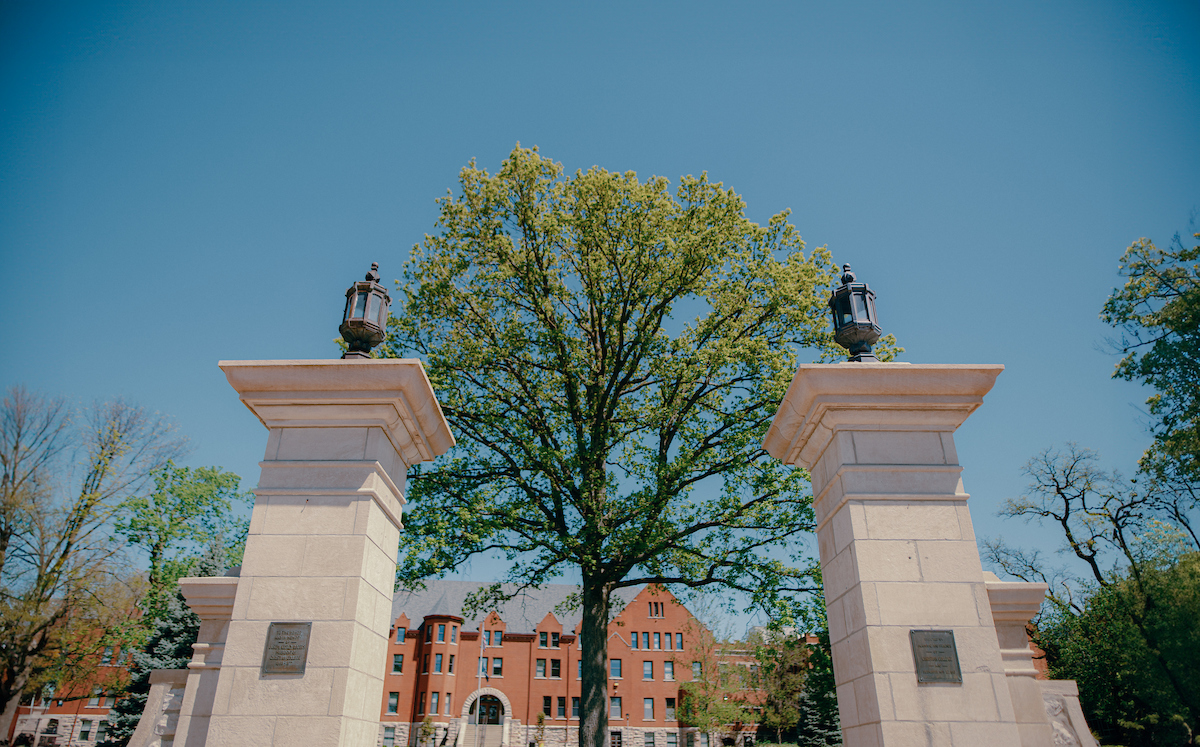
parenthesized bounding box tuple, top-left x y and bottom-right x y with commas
(763, 363, 1022, 746)
(205, 360, 454, 747)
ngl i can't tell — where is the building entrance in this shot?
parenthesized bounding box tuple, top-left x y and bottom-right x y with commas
(470, 695, 504, 725)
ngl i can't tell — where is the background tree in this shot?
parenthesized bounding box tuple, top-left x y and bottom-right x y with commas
(747, 629, 807, 744)
(113, 462, 249, 619)
(677, 620, 750, 747)
(792, 633, 840, 747)
(0, 388, 185, 738)
(984, 446, 1200, 745)
(386, 146, 899, 747)
(1101, 229, 1200, 479)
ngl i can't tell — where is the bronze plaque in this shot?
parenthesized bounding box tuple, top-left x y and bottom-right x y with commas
(910, 629, 962, 684)
(261, 622, 312, 675)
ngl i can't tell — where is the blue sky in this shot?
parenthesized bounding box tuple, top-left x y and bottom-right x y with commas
(2, 1, 1198, 618)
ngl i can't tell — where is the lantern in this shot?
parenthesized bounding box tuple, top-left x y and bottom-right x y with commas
(828, 263, 881, 362)
(339, 262, 391, 359)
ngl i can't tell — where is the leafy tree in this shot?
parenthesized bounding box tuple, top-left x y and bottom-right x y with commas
(1101, 229, 1200, 478)
(984, 445, 1200, 745)
(113, 462, 248, 619)
(385, 145, 899, 747)
(99, 539, 231, 747)
(678, 622, 750, 746)
(0, 387, 185, 738)
(747, 629, 806, 743)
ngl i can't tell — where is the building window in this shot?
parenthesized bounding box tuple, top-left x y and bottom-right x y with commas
(543, 696, 552, 716)
(435, 653, 443, 673)
(540, 631, 548, 647)
(96, 722, 107, 741)
(88, 690, 101, 707)
(423, 654, 430, 673)
(451, 626, 458, 643)
(631, 632, 639, 649)
(492, 658, 503, 676)
(100, 647, 113, 665)
(701, 733, 709, 747)
(446, 693, 452, 714)
(645, 733, 655, 747)
(495, 631, 502, 646)
(666, 734, 677, 747)
(105, 694, 115, 707)
(537, 659, 547, 678)
(611, 732, 623, 747)
(664, 662, 674, 681)
(45, 719, 59, 735)
(397, 628, 405, 643)
(393, 654, 404, 674)
(687, 734, 694, 747)
(552, 632, 560, 648)
(665, 633, 673, 651)
(643, 698, 654, 720)
(551, 659, 561, 678)
(448, 654, 455, 674)
(610, 659, 622, 678)
(431, 692, 440, 714)
(653, 633, 661, 650)
(417, 692, 425, 714)
(609, 697, 622, 719)
(572, 697, 580, 717)
(425, 625, 433, 642)
(665, 698, 676, 720)
(692, 662, 702, 679)
(642, 633, 650, 649)
(577, 661, 582, 679)
(384, 726, 396, 746)
(557, 696, 566, 718)
(675, 634, 683, 650)
(643, 661, 653, 680)
(80, 720, 93, 740)
(649, 602, 664, 617)
(480, 657, 488, 674)
(388, 692, 400, 715)
(485, 630, 492, 646)
(438, 624, 446, 642)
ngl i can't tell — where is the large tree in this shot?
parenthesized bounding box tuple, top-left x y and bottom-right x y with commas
(0, 387, 185, 738)
(385, 146, 899, 747)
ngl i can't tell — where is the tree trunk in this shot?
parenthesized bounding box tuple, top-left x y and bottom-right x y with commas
(579, 575, 611, 747)
(0, 668, 30, 744)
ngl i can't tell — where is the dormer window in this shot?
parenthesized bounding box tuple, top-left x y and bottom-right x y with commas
(551, 632, 560, 648)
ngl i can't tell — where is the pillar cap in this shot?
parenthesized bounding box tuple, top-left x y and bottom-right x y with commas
(763, 363, 1003, 468)
(219, 359, 455, 466)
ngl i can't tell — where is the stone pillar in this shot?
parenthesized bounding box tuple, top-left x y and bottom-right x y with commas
(984, 574, 1055, 747)
(175, 575, 239, 746)
(763, 363, 1021, 746)
(206, 360, 454, 747)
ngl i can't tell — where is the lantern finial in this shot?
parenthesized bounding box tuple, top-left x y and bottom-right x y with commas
(339, 261, 392, 359)
(828, 262, 882, 362)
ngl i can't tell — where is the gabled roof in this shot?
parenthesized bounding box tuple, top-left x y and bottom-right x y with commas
(390, 580, 640, 634)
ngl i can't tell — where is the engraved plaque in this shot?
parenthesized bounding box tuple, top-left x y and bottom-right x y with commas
(261, 622, 312, 675)
(910, 629, 962, 684)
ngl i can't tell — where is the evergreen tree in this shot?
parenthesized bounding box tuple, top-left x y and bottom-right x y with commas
(794, 632, 840, 747)
(98, 541, 229, 747)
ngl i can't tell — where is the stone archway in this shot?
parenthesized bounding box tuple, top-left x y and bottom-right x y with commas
(458, 687, 514, 747)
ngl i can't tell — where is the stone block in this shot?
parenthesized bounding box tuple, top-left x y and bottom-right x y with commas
(229, 665, 335, 716)
(835, 681, 858, 729)
(851, 431, 947, 465)
(220, 621, 270, 668)
(841, 723, 883, 747)
(878, 720, 934, 747)
(302, 535, 369, 578)
(865, 627, 917, 674)
(948, 721, 1022, 746)
(305, 621, 357, 668)
(855, 540, 922, 582)
(245, 577, 348, 620)
(240, 534, 306, 577)
(914, 539, 984, 582)
(822, 547, 859, 601)
(203, 715, 277, 747)
(874, 582, 981, 627)
(274, 715, 342, 746)
(362, 541, 398, 595)
(863, 503, 962, 541)
(277, 427, 368, 461)
(840, 468, 963, 498)
(261, 495, 359, 535)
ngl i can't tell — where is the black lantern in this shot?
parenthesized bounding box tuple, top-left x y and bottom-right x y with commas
(828, 263, 881, 362)
(339, 262, 391, 359)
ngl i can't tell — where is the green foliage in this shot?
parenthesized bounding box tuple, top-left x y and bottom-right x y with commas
(1033, 550, 1200, 746)
(749, 631, 807, 742)
(385, 145, 881, 747)
(793, 633, 840, 747)
(1101, 230, 1200, 479)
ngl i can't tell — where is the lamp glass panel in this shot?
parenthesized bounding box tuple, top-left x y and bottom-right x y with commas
(836, 296, 852, 327)
(366, 294, 378, 327)
(343, 295, 352, 322)
(354, 292, 368, 319)
(867, 295, 877, 323)
(377, 296, 389, 327)
(851, 292, 868, 322)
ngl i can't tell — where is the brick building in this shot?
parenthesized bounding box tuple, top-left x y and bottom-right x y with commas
(9, 644, 128, 747)
(380, 582, 743, 747)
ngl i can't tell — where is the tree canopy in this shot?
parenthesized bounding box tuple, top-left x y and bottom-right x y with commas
(384, 145, 898, 747)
